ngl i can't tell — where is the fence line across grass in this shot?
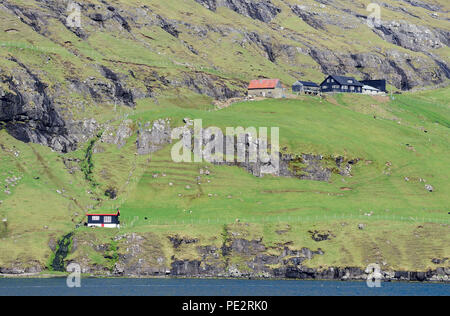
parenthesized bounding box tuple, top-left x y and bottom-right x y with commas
(121, 213, 450, 229)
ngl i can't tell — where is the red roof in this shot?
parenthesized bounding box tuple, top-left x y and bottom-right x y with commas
(248, 79, 280, 89)
(86, 210, 120, 216)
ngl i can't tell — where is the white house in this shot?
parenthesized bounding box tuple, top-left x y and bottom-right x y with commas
(362, 85, 381, 95)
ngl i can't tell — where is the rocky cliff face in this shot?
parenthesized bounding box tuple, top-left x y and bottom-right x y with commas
(20, 228, 445, 282)
(194, 0, 281, 22)
(2, 226, 449, 282)
(0, 57, 78, 152)
(93, 116, 355, 182)
(136, 119, 173, 155)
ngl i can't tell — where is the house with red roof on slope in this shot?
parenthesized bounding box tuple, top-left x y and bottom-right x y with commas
(247, 79, 285, 98)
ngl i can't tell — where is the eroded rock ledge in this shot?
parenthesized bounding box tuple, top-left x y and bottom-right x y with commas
(2, 230, 448, 282)
(194, 0, 281, 22)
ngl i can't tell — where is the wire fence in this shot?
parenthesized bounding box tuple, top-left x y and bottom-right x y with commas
(121, 213, 450, 228)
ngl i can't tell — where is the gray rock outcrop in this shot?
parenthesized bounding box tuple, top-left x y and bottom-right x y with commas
(194, 0, 281, 22)
(136, 119, 172, 155)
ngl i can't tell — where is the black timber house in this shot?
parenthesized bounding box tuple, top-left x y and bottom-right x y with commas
(320, 75, 363, 93)
(86, 210, 121, 228)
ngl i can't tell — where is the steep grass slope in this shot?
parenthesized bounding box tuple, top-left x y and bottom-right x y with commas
(0, 88, 448, 274)
(0, 0, 449, 276)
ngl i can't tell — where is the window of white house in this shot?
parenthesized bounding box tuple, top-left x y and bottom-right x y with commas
(92, 216, 100, 221)
(350, 86, 355, 90)
(347, 80, 353, 83)
(104, 216, 112, 223)
(342, 85, 348, 89)
(323, 85, 328, 89)
(332, 85, 340, 89)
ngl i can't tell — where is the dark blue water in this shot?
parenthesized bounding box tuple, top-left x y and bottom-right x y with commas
(0, 278, 448, 296)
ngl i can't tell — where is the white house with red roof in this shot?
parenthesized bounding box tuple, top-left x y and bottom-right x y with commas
(247, 79, 285, 98)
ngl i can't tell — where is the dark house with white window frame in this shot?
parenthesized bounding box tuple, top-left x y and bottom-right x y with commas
(292, 81, 321, 95)
(320, 75, 363, 93)
(86, 210, 120, 228)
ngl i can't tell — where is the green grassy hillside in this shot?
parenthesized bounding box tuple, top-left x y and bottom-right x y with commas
(0, 88, 448, 273)
(0, 0, 449, 276)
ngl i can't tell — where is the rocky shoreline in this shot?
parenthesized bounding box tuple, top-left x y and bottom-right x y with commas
(1, 233, 448, 283)
(0, 269, 449, 283)
(117, 264, 450, 283)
